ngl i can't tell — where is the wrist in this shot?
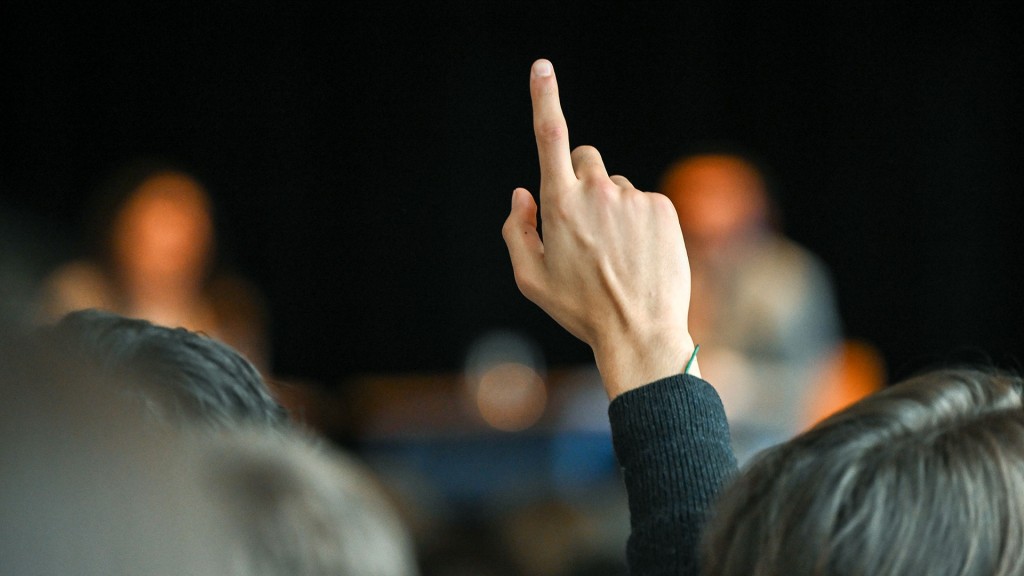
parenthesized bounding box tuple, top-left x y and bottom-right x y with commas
(593, 330, 697, 399)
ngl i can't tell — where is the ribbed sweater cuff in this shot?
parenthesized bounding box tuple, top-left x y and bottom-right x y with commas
(608, 374, 737, 575)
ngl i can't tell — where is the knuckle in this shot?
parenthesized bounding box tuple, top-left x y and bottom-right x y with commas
(535, 119, 566, 143)
(592, 180, 619, 200)
(650, 191, 676, 214)
(651, 193, 684, 228)
(514, 270, 541, 299)
(501, 217, 516, 240)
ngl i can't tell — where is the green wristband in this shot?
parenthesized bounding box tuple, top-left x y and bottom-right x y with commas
(684, 344, 701, 375)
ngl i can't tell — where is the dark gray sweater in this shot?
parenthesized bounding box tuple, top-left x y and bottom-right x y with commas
(609, 375, 738, 575)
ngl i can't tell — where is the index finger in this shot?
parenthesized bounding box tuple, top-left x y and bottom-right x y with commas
(531, 59, 575, 189)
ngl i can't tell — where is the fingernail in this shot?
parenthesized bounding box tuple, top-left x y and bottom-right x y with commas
(532, 60, 553, 77)
(511, 188, 523, 207)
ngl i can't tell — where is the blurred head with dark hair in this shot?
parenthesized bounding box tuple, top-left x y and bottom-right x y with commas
(703, 368, 1024, 575)
(41, 308, 287, 428)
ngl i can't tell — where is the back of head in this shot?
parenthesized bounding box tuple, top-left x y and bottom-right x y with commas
(40, 309, 287, 428)
(0, 327, 232, 575)
(703, 368, 1024, 576)
(204, 428, 419, 576)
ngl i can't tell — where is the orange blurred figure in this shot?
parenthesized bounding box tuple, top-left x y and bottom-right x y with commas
(662, 155, 769, 260)
(661, 151, 842, 463)
(112, 172, 214, 315)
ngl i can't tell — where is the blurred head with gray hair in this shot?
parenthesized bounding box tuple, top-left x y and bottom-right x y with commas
(703, 368, 1024, 575)
(205, 428, 419, 576)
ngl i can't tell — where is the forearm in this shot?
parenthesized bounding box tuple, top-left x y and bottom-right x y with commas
(609, 375, 737, 576)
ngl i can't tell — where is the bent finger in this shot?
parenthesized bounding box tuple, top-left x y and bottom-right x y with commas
(571, 146, 610, 182)
(502, 187, 547, 301)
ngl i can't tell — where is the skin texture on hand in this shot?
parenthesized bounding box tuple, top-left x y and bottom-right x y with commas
(502, 59, 698, 399)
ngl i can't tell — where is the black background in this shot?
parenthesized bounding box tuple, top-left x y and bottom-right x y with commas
(2, 2, 1021, 386)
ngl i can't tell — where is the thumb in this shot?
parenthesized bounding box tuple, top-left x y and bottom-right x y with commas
(502, 187, 546, 302)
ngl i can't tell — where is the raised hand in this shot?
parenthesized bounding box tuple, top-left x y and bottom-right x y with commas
(502, 59, 698, 399)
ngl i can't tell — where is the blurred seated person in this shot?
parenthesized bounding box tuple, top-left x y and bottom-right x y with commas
(40, 159, 269, 369)
(659, 149, 841, 462)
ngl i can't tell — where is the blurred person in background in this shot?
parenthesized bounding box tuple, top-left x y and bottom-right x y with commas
(659, 149, 841, 462)
(39, 159, 270, 369)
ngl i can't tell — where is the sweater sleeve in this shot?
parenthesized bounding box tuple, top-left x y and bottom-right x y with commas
(609, 375, 738, 576)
